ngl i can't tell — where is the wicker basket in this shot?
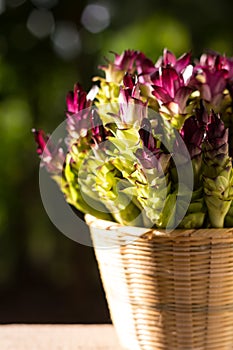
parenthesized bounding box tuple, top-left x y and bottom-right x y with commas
(85, 214, 233, 350)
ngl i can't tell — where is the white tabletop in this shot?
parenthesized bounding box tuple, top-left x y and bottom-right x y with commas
(0, 324, 123, 349)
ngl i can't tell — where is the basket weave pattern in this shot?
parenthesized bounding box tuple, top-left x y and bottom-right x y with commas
(86, 215, 233, 350)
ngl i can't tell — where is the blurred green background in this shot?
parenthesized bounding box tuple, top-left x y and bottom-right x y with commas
(0, 0, 232, 323)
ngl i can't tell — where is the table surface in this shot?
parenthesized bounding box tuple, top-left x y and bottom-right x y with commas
(0, 324, 123, 350)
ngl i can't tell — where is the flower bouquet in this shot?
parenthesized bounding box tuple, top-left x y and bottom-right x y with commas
(34, 49, 233, 350)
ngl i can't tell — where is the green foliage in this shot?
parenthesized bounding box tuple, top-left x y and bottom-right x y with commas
(102, 14, 191, 58)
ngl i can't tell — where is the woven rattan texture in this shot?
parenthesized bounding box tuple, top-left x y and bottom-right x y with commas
(86, 215, 233, 350)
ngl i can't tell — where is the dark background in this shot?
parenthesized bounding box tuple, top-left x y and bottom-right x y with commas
(0, 0, 232, 323)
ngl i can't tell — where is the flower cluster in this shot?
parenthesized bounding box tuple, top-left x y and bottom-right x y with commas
(34, 49, 233, 229)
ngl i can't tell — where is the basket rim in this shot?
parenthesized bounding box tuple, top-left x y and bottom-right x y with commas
(85, 214, 233, 240)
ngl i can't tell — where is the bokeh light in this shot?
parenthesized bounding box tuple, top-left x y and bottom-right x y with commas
(0, 0, 5, 14)
(30, 0, 58, 9)
(52, 21, 81, 60)
(27, 9, 55, 39)
(6, 0, 26, 7)
(81, 3, 110, 34)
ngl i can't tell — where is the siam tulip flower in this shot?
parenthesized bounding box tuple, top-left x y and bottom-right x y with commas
(177, 106, 209, 228)
(63, 103, 111, 213)
(225, 57, 233, 98)
(35, 83, 112, 220)
(118, 74, 147, 128)
(33, 48, 233, 229)
(155, 48, 192, 74)
(98, 50, 156, 84)
(95, 51, 156, 124)
(105, 118, 174, 228)
(98, 50, 140, 84)
(62, 150, 112, 221)
(155, 49, 194, 92)
(95, 72, 147, 128)
(66, 83, 91, 115)
(181, 115, 205, 160)
(192, 52, 233, 158)
(75, 124, 150, 226)
(134, 52, 156, 84)
(135, 118, 175, 227)
(66, 83, 108, 145)
(138, 117, 172, 172)
(191, 51, 233, 112)
(181, 104, 209, 184)
(90, 110, 108, 144)
(198, 51, 233, 83)
(76, 125, 151, 226)
(138, 118, 157, 156)
(78, 147, 144, 226)
(202, 111, 233, 227)
(123, 73, 136, 90)
(110, 50, 138, 73)
(151, 51, 194, 130)
(65, 83, 94, 140)
(62, 109, 113, 221)
(32, 129, 65, 175)
(33, 129, 49, 156)
(93, 80, 120, 125)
